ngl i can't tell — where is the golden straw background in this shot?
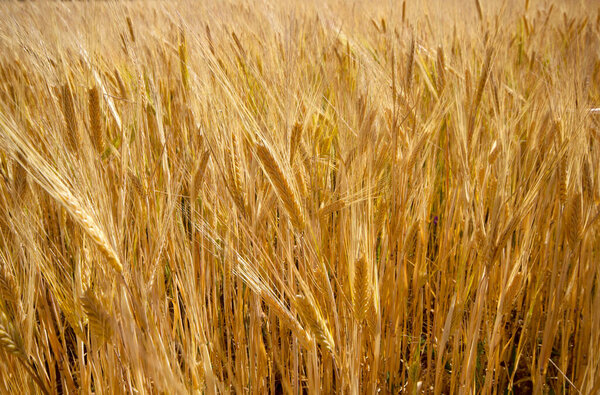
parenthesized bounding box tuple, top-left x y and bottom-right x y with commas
(1, 0, 600, 393)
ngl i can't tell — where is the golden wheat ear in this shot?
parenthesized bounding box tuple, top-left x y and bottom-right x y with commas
(0, 117, 123, 274)
(256, 142, 306, 230)
(60, 82, 81, 154)
(294, 294, 335, 356)
(0, 311, 25, 357)
(88, 86, 104, 155)
(289, 121, 303, 165)
(565, 192, 582, 247)
(81, 288, 116, 344)
(352, 254, 371, 322)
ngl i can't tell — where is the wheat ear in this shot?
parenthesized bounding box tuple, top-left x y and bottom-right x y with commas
(61, 82, 81, 153)
(353, 254, 371, 322)
(290, 122, 303, 164)
(0, 312, 24, 357)
(256, 143, 305, 230)
(88, 86, 104, 154)
(295, 295, 335, 355)
(582, 160, 594, 201)
(406, 35, 415, 90)
(55, 186, 123, 273)
(559, 158, 568, 206)
(565, 193, 582, 247)
(81, 288, 115, 343)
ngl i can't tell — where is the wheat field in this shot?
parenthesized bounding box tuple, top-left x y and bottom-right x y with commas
(0, 0, 599, 393)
